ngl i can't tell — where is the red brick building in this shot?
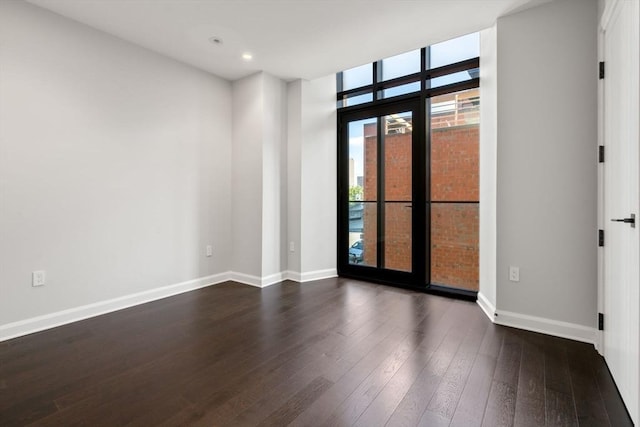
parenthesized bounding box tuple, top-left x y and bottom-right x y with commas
(360, 89, 479, 290)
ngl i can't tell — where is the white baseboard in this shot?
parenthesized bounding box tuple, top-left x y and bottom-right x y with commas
(282, 269, 337, 283)
(283, 270, 302, 282)
(594, 330, 604, 354)
(476, 292, 596, 345)
(228, 271, 286, 288)
(476, 291, 497, 321)
(262, 272, 285, 287)
(0, 273, 229, 342)
(230, 269, 337, 286)
(300, 268, 338, 282)
(1, 268, 340, 342)
(494, 309, 597, 345)
(228, 272, 262, 287)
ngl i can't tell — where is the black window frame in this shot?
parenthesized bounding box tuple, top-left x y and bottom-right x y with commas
(336, 41, 481, 300)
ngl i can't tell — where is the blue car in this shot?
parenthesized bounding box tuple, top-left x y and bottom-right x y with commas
(349, 240, 363, 263)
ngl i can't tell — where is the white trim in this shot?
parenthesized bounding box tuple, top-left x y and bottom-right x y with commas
(299, 268, 338, 282)
(228, 271, 262, 287)
(261, 272, 284, 287)
(282, 268, 337, 283)
(0, 273, 229, 342)
(494, 309, 597, 345)
(601, 0, 623, 30)
(228, 271, 290, 288)
(283, 270, 301, 282)
(594, 330, 604, 354)
(596, 6, 606, 358)
(476, 291, 496, 321)
(474, 292, 597, 347)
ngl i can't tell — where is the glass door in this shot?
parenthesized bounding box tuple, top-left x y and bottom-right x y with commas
(428, 89, 480, 296)
(338, 100, 425, 286)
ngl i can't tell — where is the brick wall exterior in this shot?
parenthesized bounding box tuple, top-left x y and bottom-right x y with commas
(363, 130, 377, 267)
(431, 203, 479, 289)
(360, 116, 479, 290)
(431, 125, 479, 201)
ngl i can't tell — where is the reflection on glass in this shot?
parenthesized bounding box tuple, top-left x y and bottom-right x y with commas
(348, 118, 377, 266)
(348, 118, 377, 202)
(430, 68, 479, 88)
(430, 32, 480, 69)
(385, 203, 412, 272)
(430, 203, 479, 290)
(430, 89, 479, 202)
(382, 49, 420, 81)
(384, 112, 413, 201)
(383, 111, 412, 273)
(382, 82, 420, 99)
(339, 92, 373, 108)
(430, 88, 480, 132)
(348, 202, 377, 267)
(342, 63, 372, 91)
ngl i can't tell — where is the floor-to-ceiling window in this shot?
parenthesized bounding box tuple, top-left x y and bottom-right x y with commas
(337, 33, 480, 298)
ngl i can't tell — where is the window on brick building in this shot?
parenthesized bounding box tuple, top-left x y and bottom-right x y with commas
(337, 32, 480, 299)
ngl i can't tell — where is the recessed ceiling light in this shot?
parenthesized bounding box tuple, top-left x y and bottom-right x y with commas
(242, 52, 253, 61)
(208, 36, 223, 45)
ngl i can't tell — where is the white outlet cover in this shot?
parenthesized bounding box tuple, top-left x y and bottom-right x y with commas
(32, 270, 46, 287)
(509, 266, 520, 282)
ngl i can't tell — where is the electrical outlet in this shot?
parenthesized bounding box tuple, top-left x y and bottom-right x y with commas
(509, 266, 520, 282)
(206, 245, 213, 257)
(32, 270, 46, 287)
(289, 241, 295, 252)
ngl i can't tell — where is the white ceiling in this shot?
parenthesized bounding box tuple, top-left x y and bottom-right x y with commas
(26, 0, 552, 82)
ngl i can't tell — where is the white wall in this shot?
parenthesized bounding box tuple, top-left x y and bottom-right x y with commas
(295, 76, 338, 279)
(479, 26, 498, 316)
(286, 81, 303, 275)
(0, 1, 232, 327)
(231, 73, 264, 277)
(261, 73, 287, 278)
(231, 72, 288, 283)
(495, 0, 598, 328)
(231, 74, 264, 278)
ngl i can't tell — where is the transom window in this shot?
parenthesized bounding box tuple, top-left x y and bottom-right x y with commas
(337, 32, 479, 108)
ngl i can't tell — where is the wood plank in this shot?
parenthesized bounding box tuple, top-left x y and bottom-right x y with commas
(544, 337, 572, 394)
(481, 329, 521, 427)
(565, 341, 611, 427)
(449, 354, 497, 427)
(424, 307, 488, 422)
(320, 330, 426, 426)
(351, 297, 455, 427)
(514, 336, 545, 427)
(0, 279, 633, 427)
(384, 303, 470, 427)
(592, 359, 633, 427)
(256, 376, 334, 427)
(482, 380, 517, 427)
(191, 318, 400, 426)
(546, 389, 578, 427)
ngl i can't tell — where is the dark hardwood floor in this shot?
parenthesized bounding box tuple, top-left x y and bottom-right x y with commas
(0, 278, 633, 426)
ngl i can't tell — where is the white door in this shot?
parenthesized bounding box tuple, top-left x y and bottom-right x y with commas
(602, 0, 640, 424)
